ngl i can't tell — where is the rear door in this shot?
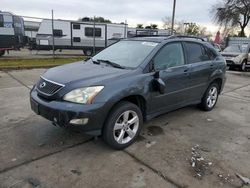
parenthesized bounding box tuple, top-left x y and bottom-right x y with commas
(183, 42, 215, 102)
(149, 42, 191, 113)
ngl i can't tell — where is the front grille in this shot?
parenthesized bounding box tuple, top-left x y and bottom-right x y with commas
(226, 60, 234, 65)
(36, 77, 64, 96)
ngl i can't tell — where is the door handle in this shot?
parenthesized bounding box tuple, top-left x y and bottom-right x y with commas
(184, 69, 189, 75)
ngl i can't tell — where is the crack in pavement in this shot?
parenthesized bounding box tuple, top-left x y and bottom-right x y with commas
(123, 150, 184, 188)
(4, 71, 31, 90)
(1, 70, 250, 187)
(222, 83, 250, 95)
(222, 94, 250, 102)
(0, 138, 94, 174)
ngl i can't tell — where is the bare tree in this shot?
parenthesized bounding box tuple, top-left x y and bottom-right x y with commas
(211, 0, 250, 37)
(162, 16, 185, 34)
(162, 16, 172, 30)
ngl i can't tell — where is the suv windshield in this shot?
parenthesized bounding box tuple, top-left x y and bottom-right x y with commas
(92, 40, 158, 68)
(223, 45, 248, 53)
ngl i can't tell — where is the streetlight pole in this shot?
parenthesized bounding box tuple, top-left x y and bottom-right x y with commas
(51, 9, 55, 59)
(171, 0, 176, 35)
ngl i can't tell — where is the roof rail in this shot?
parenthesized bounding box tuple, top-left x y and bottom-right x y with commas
(167, 35, 206, 41)
(132, 34, 171, 38)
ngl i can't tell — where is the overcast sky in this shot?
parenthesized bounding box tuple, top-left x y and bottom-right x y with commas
(2, 0, 220, 32)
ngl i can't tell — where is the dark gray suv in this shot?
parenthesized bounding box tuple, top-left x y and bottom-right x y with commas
(30, 36, 226, 149)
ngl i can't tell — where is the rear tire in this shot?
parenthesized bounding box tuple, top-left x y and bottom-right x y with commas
(240, 60, 247, 72)
(0, 50, 5, 57)
(199, 83, 219, 111)
(102, 101, 143, 150)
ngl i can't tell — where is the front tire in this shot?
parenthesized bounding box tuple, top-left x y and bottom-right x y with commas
(199, 83, 219, 111)
(102, 101, 143, 150)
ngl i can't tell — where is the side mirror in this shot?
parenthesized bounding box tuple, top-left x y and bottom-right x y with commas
(153, 71, 166, 94)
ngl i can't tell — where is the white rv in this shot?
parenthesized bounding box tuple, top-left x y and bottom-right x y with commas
(0, 11, 25, 56)
(35, 19, 127, 55)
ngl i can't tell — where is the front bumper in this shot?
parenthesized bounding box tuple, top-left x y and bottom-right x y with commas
(30, 88, 108, 135)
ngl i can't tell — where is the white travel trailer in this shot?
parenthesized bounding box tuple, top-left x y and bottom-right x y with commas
(0, 11, 25, 56)
(35, 19, 127, 55)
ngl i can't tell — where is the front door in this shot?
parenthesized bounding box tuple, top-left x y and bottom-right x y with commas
(149, 42, 190, 114)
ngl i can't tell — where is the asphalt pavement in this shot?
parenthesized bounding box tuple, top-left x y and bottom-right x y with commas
(0, 68, 250, 188)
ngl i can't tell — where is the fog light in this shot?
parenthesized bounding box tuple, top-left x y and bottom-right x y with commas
(70, 118, 89, 125)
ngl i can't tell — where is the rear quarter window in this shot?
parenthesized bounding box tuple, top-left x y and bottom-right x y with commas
(184, 42, 213, 63)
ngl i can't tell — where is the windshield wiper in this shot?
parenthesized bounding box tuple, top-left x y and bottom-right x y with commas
(97, 59, 125, 69)
(87, 57, 100, 65)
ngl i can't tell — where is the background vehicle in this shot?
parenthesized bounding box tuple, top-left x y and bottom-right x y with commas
(30, 36, 226, 149)
(0, 11, 25, 57)
(221, 43, 250, 71)
(35, 19, 128, 56)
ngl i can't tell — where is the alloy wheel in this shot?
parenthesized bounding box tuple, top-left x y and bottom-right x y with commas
(207, 86, 218, 108)
(113, 110, 139, 144)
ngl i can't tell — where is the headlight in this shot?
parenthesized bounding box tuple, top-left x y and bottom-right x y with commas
(63, 86, 104, 104)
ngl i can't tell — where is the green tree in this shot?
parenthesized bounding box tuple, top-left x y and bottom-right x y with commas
(136, 24, 144, 29)
(151, 24, 158, 29)
(211, 0, 250, 37)
(185, 23, 200, 35)
(79, 16, 112, 23)
(145, 25, 152, 29)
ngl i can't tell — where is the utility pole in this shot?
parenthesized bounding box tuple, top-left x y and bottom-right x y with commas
(93, 16, 96, 55)
(171, 0, 176, 35)
(124, 20, 127, 38)
(51, 9, 55, 59)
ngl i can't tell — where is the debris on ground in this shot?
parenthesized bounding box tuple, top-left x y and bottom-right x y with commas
(11, 158, 17, 162)
(217, 173, 234, 184)
(26, 177, 40, 187)
(190, 144, 213, 179)
(163, 121, 169, 126)
(146, 141, 156, 148)
(236, 173, 250, 185)
(38, 143, 45, 147)
(147, 126, 164, 136)
(206, 118, 213, 122)
(71, 169, 82, 176)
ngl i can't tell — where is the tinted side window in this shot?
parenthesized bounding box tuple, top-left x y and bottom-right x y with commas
(0, 15, 3, 27)
(53, 29, 63, 36)
(154, 43, 185, 70)
(73, 24, 80, 29)
(185, 42, 210, 63)
(85, 27, 102, 37)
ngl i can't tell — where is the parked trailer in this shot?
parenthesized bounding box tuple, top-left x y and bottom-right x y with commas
(35, 19, 127, 55)
(227, 37, 250, 46)
(0, 11, 25, 56)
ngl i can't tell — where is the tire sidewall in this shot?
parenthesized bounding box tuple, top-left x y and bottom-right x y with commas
(201, 83, 219, 111)
(103, 102, 143, 150)
(241, 60, 247, 72)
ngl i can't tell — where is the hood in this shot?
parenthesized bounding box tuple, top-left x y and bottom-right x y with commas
(42, 61, 132, 85)
(221, 52, 242, 57)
